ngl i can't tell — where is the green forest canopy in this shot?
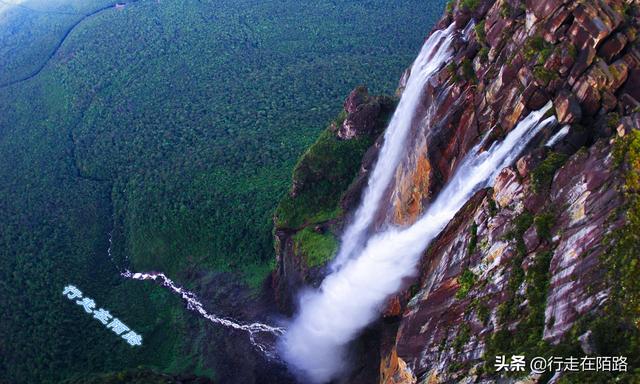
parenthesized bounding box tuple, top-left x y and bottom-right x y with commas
(0, 0, 446, 382)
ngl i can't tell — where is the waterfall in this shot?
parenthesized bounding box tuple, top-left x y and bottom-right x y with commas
(545, 124, 570, 147)
(331, 24, 455, 270)
(280, 100, 557, 383)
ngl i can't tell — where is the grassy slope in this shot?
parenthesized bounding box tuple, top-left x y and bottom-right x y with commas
(0, 0, 446, 382)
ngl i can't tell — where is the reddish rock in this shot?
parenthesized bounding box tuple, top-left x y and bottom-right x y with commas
(619, 69, 640, 105)
(493, 167, 522, 208)
(544, 6, 571, 39)
(523, 225, 540, 253)
(380, 347, 416, 384)
(486, 17, 512, 48)
(338, 86, 381, 140)
(556, 42, 577, 76)
(609, 60, 630, 91)
(383, 296, 403, 318)
(544, 49, 564, 73)
(549, 23, 570, 44)
(387, 140, 624, 381)
(518, 66, 533, 86)
(500, 91, 526, 131)
(572, 76, 602, 116)
(545, 76, 565, 94)
(545, 141, 625, 342)
(598, 32, 628, 63)
(568, 21, 595, 50)
(516, 148, 546, 178)
(344, 86, 369, 114)
(572, 3, 621, 48)
(526, 0, 564, 21)
(568, 45, 596, 85)
(555, 90, 582, 124)
(524, 85, 550, 110)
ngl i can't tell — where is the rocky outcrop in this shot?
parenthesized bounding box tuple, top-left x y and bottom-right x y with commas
(272, 88, 394, 314)
(378, 0, 639, 229)
(374, 0, 640, 382)
(273, 0, 640, 382)
(388, 140, 625, 383)
(555, 90, 582, 124)
(338, 86, 383, 140)
(272, 226, 326, 315)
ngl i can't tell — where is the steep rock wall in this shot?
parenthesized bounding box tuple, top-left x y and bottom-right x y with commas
(379, 0, 640, 382)
(273, 0, 640, 382)
(272, 87, 394, 314)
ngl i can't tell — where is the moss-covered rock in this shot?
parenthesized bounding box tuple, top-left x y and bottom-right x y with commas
(292, 227, 339, 268)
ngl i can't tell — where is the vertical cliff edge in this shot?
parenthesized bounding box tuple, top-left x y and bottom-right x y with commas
(272, 0, 640, 383)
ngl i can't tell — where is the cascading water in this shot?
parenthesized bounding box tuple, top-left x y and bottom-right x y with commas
(121, 270, 285, 358)
(280, 100, 557, 383)
(546, 125, 570, 147)
(107, 232, 284, 358)
(331, 24, 455, 270)
(103, 22, 557, 378)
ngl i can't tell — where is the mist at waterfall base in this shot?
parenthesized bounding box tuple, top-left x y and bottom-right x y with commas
(279, 67, 557, 383)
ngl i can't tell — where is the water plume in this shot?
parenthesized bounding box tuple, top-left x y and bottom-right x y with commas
(331, 24, 455, 271)
(280, 100, 556, 383)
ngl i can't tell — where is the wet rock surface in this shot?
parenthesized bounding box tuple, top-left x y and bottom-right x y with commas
(272, 0, 640, 383)
(372, 0, 640, 382)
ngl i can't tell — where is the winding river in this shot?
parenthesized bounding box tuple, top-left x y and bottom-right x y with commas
(0, 0, 141, 89)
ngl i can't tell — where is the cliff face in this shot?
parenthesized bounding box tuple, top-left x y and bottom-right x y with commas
(272, 87, 394, 315)
(376, 0, 640, 382)
(274, 0, 640, 383)
(383, 138, 631, 383)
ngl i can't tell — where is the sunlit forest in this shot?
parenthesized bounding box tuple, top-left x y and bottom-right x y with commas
(0, 0, 446, 382)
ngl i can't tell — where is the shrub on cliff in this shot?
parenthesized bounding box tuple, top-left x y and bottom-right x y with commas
(292, 227, 338, 268)
(274, 127, 375, 228)
(461, 0, 479, 12)
(531, 152, 568, 192)
(275, 97, 393, 228)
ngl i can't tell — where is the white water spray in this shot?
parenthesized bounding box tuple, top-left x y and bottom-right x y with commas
(332, 24, 455, 270)
(280, 102, 556, 383)
(545, 124, 570, 147)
